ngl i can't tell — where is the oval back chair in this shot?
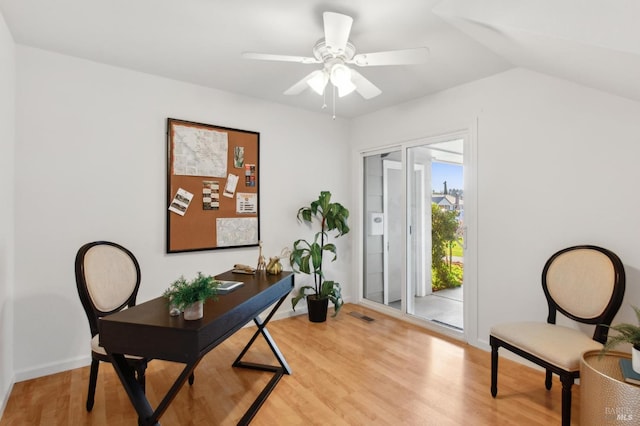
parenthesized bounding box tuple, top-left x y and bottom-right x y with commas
(75, 240, 148, 411)
(489, 245, 625, 426)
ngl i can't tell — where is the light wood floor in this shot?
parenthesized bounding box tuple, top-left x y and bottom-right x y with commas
(0, 304, 578, 425)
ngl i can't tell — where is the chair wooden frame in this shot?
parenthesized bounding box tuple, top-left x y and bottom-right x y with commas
(490, 245, 626, 426)
(75, 240, 148, 411)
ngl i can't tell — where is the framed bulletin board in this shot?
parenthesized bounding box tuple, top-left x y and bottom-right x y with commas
(166, 118, 259, 253)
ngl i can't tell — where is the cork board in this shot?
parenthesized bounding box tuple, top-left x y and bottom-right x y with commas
(166, 118, 260, 253)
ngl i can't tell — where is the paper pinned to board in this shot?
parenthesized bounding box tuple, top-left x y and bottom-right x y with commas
(236, 193, 257, 214)
(169, 188, 193, 216)
(223, 173, 239, 198)
(216, 217, 258, 246)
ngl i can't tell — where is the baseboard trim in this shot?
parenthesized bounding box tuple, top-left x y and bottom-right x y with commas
(0, 378, 15, 421)
(12, 306, 309, 383)
(14, 355, 90, 383)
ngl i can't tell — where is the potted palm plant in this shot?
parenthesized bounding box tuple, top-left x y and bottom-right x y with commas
(163, 272, 219, 320)
(290, 191, 349, 322)
(602, 305, 640, 372)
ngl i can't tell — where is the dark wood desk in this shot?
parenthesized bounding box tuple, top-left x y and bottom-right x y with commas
(100, 270, 294, 425)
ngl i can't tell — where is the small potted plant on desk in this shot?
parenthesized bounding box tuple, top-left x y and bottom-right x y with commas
(163, 272, 219, 320)
(290, 191, 349, 322)
(601, 305, 640, 372)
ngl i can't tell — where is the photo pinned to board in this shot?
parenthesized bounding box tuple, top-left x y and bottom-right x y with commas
(202, 180, 220, 210)
(234, 146, 245, 168)
(245, 164, 256, 187)
(169, 188, 193, 216)
(223, 173, 239, 198)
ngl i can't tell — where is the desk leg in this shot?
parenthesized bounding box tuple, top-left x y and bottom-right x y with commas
(109, 354, 156, 425)
(108, 352, 199, 426)
(233, 293, 291, 374)
(232, 293, 291, 425)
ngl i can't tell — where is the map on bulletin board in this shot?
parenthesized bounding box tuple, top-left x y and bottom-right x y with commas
(172, 124, 228, 177)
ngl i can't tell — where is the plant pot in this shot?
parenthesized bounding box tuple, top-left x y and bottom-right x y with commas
(183, 301, 204, 320)
(306, 295, 329, 323)
(633, 345, 640, 373)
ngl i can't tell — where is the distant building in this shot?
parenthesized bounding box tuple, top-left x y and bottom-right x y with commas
(432, 193, 463, 213)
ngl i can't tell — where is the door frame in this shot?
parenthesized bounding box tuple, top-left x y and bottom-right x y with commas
(357, 124, 478, 344)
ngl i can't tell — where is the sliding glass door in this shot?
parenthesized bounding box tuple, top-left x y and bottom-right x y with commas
(363, 150, 402, 306)
(362, 136, 466, 333)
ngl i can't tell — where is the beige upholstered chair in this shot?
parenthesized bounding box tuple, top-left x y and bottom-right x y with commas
(75, 241, 148, 411)
(490, 245, 625, 426)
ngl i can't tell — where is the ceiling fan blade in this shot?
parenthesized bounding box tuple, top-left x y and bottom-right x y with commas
(349, 47, 429, 67)
(242, 52, 320, 64)
(350, 69, 382, 99)
(283, 71, 323, 95)
(323, 12, 353, 55)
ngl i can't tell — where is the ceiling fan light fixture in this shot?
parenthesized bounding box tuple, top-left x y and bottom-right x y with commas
(307, 70, 329, 95)
(329, 63, 355, 97)
(330, 63, 350, 85)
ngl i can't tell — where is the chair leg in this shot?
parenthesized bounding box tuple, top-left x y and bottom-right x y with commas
(560, 374, 574, 426)
(545, 369, 553, 390)
(490, 341, 498, 397)
(189, 372, 195, 385)
(86, 359, 99, 412)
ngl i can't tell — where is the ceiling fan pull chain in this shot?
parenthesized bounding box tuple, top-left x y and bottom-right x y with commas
(332, 85, 336, 120)
(322, 87, 327, 110)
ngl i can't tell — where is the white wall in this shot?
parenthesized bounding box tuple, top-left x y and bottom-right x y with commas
(351, 68, 640, 349)
(9, 41, 640, 385)
(0, 10, 15, 415)
(13, 46, 352, 380)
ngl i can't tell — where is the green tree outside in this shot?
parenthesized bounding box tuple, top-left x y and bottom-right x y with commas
(431, 203, 463, 290)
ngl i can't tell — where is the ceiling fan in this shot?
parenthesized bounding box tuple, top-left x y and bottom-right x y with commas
(242, 11, 429, 100)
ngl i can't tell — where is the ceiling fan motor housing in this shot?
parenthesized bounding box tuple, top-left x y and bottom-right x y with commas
(313, 39, 356, 63)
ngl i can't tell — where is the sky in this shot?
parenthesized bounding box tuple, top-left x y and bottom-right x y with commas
(432, 162, 463, 192)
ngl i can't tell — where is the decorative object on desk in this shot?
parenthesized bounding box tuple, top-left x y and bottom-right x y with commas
(290, 191, 349, 322)
(183, 301, 204, 320)
(232, 263, 256, 274)
(163, 272, 219, 320)
(266, 247, 291, 275)
(169, 302, 181, 316)
(256, 240, 267, 271)
(266, 257, 282, 275)
(602, 305, 640, 372)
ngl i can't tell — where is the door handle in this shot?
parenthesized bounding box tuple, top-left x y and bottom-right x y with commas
(463, 226, 468, 250)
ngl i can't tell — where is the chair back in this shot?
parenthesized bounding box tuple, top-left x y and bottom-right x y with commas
(542, 245, 625, 343)
(75, 241, 141, 338)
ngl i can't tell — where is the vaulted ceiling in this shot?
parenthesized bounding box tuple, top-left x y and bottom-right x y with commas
(1, 0, 638, 118)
